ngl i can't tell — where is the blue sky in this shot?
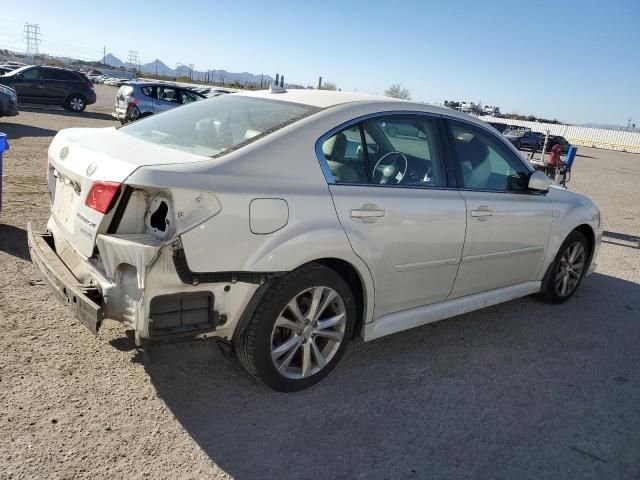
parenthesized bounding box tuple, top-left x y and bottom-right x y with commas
(1, 0, 638, 125)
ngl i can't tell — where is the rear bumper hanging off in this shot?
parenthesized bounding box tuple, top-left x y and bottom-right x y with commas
(27, 223, 104, 334)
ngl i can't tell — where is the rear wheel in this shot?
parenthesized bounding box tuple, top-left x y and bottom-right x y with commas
(236, 264, 356, 392)
(66, 94, 86, 112)
(538, 231, 589, 304)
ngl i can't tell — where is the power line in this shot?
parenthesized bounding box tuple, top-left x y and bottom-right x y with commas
(23, 23, 41, 56)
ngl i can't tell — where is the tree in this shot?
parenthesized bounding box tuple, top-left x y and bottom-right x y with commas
(319, 81, 338, 91)
(385, 84, 411, 100)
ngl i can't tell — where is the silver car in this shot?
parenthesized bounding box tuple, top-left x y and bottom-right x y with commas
(114, 82, 205, 123)
(30, 90, 602, 392)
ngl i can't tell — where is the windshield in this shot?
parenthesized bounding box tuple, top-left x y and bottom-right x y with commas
(4, 65, 31, 76)
(119, 95, 318, 157)
(505, 130, 523, 137)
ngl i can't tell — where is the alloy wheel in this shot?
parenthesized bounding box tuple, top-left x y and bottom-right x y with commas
(270, 286, 346, 379)
(70, 97, 84, 111)
(555, 241, 586, 297)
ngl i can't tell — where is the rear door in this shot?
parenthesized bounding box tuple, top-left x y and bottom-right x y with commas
(445, 119, 553, 298)
(322, 113, 467, 318)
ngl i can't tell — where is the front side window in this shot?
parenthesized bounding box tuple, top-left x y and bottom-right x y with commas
(321, 115, 447, 187)
(449, 120, 531, 191)
(20, 68, 40, 80)
(120, 95, 317, 157)
(179, 90, 202, 104)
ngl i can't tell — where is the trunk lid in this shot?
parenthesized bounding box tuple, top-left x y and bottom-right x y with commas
(48, 127, 208, 257)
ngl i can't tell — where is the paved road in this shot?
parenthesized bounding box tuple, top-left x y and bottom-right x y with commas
(0, 89, 638, 479)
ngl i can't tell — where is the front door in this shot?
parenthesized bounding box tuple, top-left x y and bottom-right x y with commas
(322, 114, 467, 318)
(445, 119, 553, 298)
(39, 68, 69, 104)
(12, 67, 41, 102)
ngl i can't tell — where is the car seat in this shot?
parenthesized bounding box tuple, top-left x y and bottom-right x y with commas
(456, 132, 491, 188)
(322, 133, 363, 183)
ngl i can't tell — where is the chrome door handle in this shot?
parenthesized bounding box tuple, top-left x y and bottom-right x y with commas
(351, 206, 385, 223)
(470, 206, 493, 217)
(351, 209, 385, 218)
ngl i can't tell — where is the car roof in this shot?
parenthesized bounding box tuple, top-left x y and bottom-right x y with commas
(237, 88, 472, 122)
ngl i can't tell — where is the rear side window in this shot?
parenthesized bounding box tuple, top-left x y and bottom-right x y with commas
(120, 95, 318, 157)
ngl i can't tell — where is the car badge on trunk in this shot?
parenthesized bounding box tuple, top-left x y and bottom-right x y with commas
(86, 162, 98, 177)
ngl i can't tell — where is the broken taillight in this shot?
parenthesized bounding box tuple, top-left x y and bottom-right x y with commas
(85, 181, 121, 214)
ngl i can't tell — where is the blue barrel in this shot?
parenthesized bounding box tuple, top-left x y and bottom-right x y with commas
(0, 132, 8, 211)
(565, 145, 577, 170)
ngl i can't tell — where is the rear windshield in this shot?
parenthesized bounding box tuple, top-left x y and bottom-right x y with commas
(119, 95, 318, 157)
(119, 85, 134, 97)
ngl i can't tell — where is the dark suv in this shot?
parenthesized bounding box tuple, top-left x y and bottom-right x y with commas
(0, 65, 96, 112)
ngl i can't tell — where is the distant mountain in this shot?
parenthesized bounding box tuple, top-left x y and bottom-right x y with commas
(102, 53, 125, 68)
(100, 53, 274, 86)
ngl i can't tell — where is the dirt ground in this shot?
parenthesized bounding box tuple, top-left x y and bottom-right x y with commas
(0, 85, 639, 480)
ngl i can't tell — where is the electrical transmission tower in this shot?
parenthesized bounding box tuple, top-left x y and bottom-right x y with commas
(23, 23, 41, 57)
(128, 50, 139, 71)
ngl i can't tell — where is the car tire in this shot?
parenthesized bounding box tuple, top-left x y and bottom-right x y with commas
(65, 94, 86, 112)
(537, 230, 589, 304)
(236, 263, 356, 392)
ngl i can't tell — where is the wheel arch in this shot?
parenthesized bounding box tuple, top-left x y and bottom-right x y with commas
(232, 256, 373, 348)
(574, 223, 596, 269)
(312, 257, 368, 339)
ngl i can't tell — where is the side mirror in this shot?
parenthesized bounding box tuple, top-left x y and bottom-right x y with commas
(528, 170, 551, 192)
(16, 73, 24, 80)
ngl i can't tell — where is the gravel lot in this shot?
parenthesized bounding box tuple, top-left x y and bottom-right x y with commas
(1, 85, 639, 480)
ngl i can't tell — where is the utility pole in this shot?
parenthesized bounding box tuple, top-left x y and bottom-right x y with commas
(188, 63, 194, 80)
(23, 23, 41, 58)
(103, 45, 106, 67)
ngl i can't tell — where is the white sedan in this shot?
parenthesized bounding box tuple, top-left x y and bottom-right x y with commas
(28, 89, 602, 391)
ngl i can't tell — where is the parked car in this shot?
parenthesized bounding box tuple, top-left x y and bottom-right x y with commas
(504, 130, 541, 150)
(545, 135, 570, 153)
(0, 65, 96, 112)
(28, 90, 602, 392)
(114, 82, 206, 123)
(0, 84, 18, 117)
(488, 122, 508, 133)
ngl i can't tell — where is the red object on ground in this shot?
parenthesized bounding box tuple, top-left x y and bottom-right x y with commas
(548, 144, 562, 166)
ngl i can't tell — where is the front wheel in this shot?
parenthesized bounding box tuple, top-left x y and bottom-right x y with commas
(66, 94, 86, 112)
(538, 231, 589, 304)
(236, 264, 356, 392)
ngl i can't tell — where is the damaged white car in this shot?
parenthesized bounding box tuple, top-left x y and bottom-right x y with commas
(28, 89, 602, 391)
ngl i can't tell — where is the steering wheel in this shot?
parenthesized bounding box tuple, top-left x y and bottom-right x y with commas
(372, 152, 408, 185)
